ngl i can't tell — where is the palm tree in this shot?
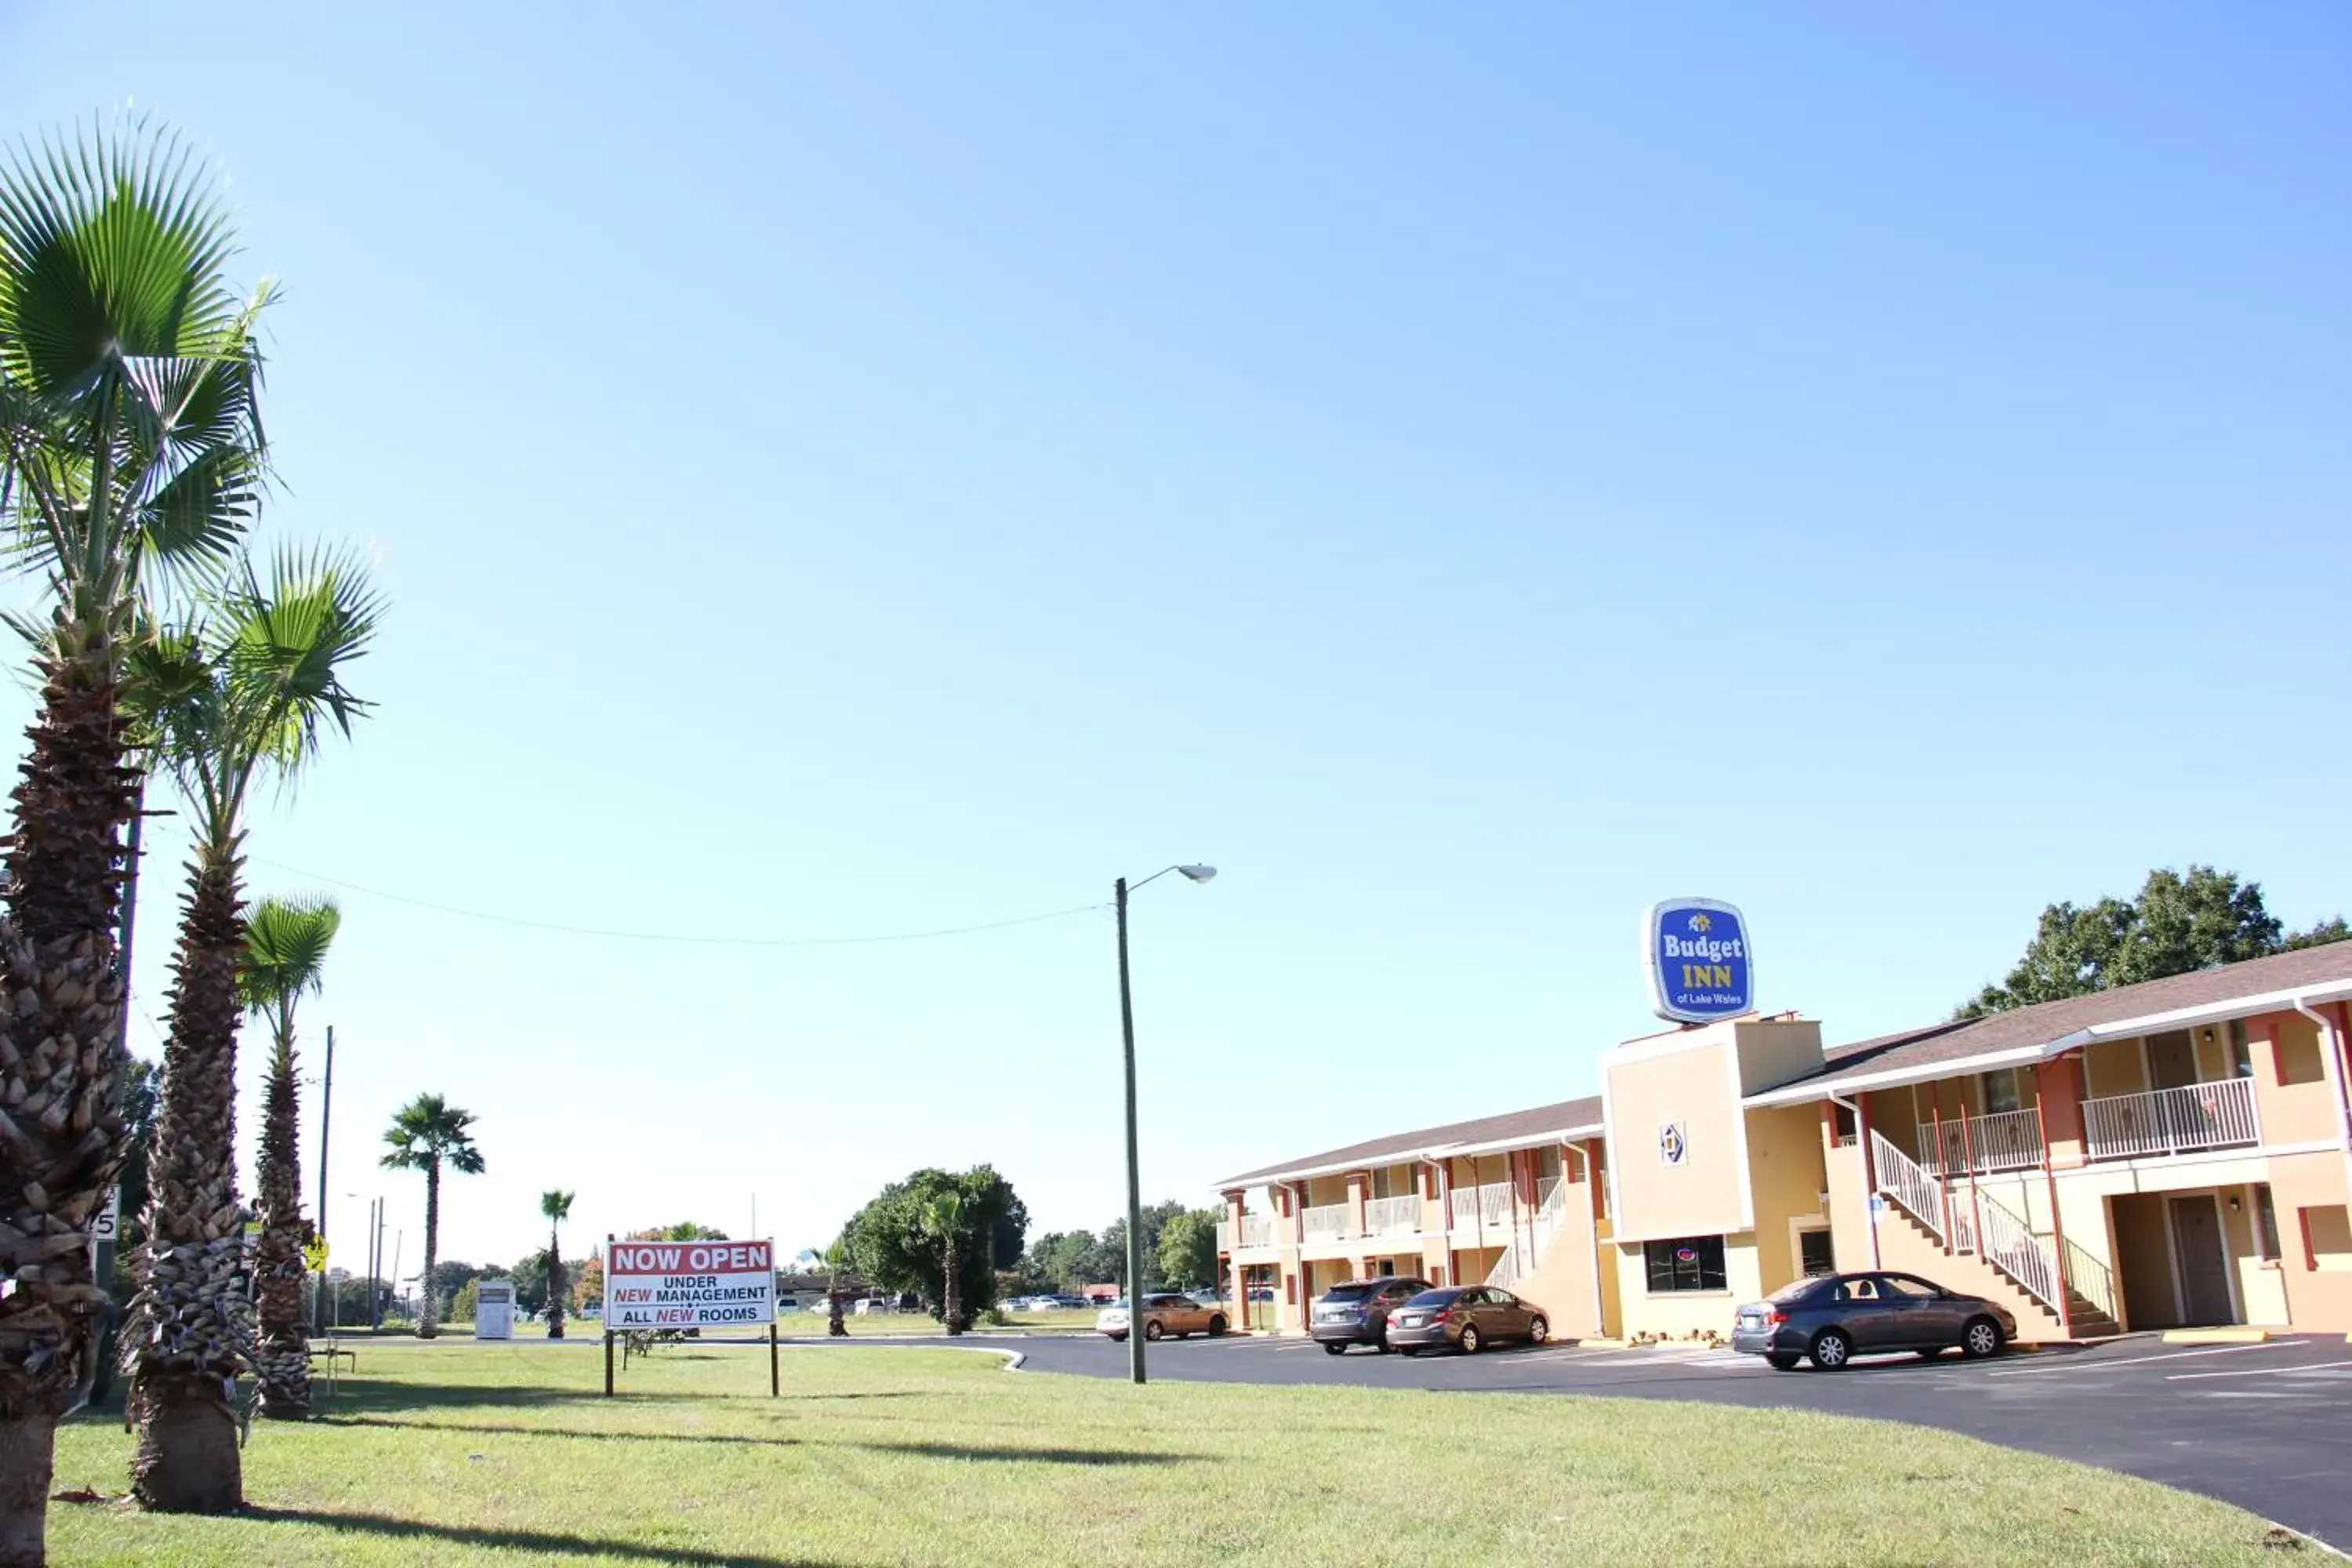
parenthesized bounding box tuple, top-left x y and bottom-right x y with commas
(539, 1191, 574, 1341)
(122, 550, 378, 1508)
(237, 895, 340, 1420)
(925, 1192, 967, 1336)
(0, 118, 266, 1557)
(379, 1096, 485, 1338)
(824, 1238, 849, 1338)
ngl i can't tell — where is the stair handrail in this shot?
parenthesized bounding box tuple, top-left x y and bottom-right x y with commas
(2062, 1234, 2117, 1323)
(1969, 1187, 2061, 1311)
(1868, 1131, 1944, 1241)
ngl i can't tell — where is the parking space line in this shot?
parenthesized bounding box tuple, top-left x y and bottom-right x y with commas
(2169, 1359, 2352, 1382)
(1985, 1341, 2296, 1377)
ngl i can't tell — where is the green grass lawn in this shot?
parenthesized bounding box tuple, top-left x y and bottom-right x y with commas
(49, 1341, 2290, 1566)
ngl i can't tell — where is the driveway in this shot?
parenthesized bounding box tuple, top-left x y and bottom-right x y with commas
(867, 1330, 2352, 1550)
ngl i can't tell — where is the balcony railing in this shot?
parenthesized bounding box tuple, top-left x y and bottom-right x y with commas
(1363, 1195, 1421, 1236)
(2083, 1077, 2259, 1161)
(1301, 1203, 1350, 1241)
(1916, 1108, 2044, 1175)
(1215, 1214, 1273, 1251)
(1446, 1181, 1515, 1234)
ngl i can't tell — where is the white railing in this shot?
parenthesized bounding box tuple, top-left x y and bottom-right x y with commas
(2063, 1236, 2117, 1323)
(1971, 1189, 2060, 1311)
(1446, 1181, 1515, 1234)
(1869, 1131, 1944, 1241)
(2083, 1077, 2259, 1161)
(1215, 1214, 1274, 1251)
(1915, 1109, 2043, 1175)
(1364, 1195, 1421, 1236)
(1301, 1203, 1350, 1241)
(1486, 1177, 1567, 1290)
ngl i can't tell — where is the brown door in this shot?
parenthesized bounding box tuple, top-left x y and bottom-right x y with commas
(2168, 1197, 2234, 1326)
(2147, 1032, 2198, 1090)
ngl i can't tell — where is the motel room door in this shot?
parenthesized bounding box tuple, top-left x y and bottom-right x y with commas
(2167, 1196, 2235, 1327)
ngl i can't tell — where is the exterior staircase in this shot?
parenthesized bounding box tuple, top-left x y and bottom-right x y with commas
(1486, 1177, 1568, 1291)
(1868, 1132, 2116, 1341)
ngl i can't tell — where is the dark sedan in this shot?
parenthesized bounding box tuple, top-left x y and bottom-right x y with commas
(1309, 1276, 1431, 1353)
(1385, 1285, 1549, 1355)
(1731, 1271, 2016, 1370)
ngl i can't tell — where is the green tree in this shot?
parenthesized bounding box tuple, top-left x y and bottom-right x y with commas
(123, 550, 378, 1510)
(380, 1095, 486, 1338)
(236, 895, 340, 1420)
(1959, 866, 2348, 1018)
(539, 1190, 575, 1341)
(506, 1251, 550, 1316)
(842, 1166, 1028, 1324)
(1156, 1209, 1221, 1290)
(0, 117, 267, 1556)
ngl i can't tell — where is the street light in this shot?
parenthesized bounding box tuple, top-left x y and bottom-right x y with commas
(1116, 862, 1217, 1386)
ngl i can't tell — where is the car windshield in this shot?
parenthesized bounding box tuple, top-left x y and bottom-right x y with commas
(1767, 1279, 1826, 1305)
(1402, 1289, 1458, 1307)
(1322, 1285, 1374, 1303)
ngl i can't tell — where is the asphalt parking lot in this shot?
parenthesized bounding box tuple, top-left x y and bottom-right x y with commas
(949, 1330, 2352, 1550)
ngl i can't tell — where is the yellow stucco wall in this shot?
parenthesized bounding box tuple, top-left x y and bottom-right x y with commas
(1745, 1104, 1830, 1295)
(2085, 1038, 2147, 1098)
(1607, 1036, 1748, 1243)
(1612, 1234, 1759, 1338)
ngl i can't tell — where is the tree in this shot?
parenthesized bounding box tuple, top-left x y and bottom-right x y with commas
(539, 1190, 574, 1341)
(506, 1251, 550, 1316)
(570, 1247, 603, 1313)
(380, 1095, 485, 1338)
(1960, 866, 2350, 1018)
(823, 1237, 850, 1338)
(923, 1192, 969, 1334)
(1156, 1209, 1221, 1290)
(426, 1261, 484, 1305)
(842, 1167, 1028, 1325)
(236, 895, 340, 1420)
(0, 117, 267, 1559)
(122, 549, 378, 1508)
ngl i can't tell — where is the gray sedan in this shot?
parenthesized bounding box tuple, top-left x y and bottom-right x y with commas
(1731, 1271, 2016, 1370)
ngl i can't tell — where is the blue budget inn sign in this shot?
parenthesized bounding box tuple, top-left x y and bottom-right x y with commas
(1643, 898, 1754, 1024)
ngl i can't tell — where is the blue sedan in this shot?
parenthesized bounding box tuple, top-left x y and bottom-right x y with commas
(1732, 1271, 2016, 1370)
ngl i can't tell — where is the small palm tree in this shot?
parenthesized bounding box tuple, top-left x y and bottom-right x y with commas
(0, 116, 266, 1552)
(237, 895, 340, 1420)
(379, 1095, 485, 1338)
(539, 1190, 575, 1341)
(925, 1192, 967, 1336)
(122, 550, 378, 1508)
(824, 1237, 850, 1338)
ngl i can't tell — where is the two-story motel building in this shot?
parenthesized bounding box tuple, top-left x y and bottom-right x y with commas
(1216, 943, 2352, 1342)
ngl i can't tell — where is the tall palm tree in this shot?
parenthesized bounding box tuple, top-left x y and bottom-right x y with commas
(236, 895, 340, 1419)
(122, 550, 378, 1508)
(0, 118, 267, 1557)
(925, 1192, 967, 1337)
(539, 1190, 574, 1341)
(379, 1096, 484, 1338)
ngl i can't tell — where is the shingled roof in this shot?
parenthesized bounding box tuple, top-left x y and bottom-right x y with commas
(1214, 1094, 1604, 1189)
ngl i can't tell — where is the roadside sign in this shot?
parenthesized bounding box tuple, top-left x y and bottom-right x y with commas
(605, 1238, 775, 1330)
(1642, 898, 1755, 1023)
(91, 1187, 122, 1245)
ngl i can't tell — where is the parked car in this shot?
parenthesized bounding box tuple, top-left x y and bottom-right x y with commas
(1731, 1271, 2016, 1370)
(1097, 1292, 1229, 1341)
(1309, 1276, 1432, 1354)
(1384, 1286, 1549, 1355)
(1049, 1294, 1087, 1310)
(1247, 1286, 1275, 1302)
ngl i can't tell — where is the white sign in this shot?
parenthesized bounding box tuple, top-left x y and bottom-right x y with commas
(91, 1187, 122, 1246)
(474, 1279, 515, 1340)
(606, 1238, 775, 1330)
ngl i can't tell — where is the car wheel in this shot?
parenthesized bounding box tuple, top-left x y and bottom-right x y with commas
(1962, 1316, 2005, 1359)
(1107, 1333, 1127, 1342)
(1528, 1316, 1549, 1345)
(1399, 1347, 1420, 1357)
(1458, 1324, 1483, 1356)
(1766, 1352, 1801, 1371)
(1375, 1326, 1393, 1355)
(1144, 1320, 1163, 1341)
(1809, 1327, 1852, 1370)
(1208, 1315, 1227, 1337)
(1323, 1341, 1348, 1356)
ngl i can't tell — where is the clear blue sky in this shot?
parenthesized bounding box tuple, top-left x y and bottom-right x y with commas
(5, 3, 2347, 1280)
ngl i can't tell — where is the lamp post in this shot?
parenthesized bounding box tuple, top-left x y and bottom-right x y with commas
(1116, 862, 1216, 1386)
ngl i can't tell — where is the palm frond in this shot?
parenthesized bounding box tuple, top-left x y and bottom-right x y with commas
(238, 893, 341, 1014)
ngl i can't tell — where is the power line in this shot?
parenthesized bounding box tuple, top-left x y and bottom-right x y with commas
(246, 856, 1110, 949)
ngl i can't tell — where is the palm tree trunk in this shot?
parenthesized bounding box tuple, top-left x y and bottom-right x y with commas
(417, 1160, 440, 1338)
(0, 635, 140, 1564)
(546, 1233, 565, 1341)
(125, 851, 250, 1512)
(944, 1242, 962, 1336)
(252, 1029, 308, 1417)
(827, 1276, 846, 1337)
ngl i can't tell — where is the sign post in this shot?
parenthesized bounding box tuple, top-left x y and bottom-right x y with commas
(1642, 898, 1755, 1024)
(602, 1236, 778, 1397)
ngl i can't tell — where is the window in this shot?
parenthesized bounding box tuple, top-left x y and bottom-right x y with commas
(1980, 1069, 2021, 1116)
(1831, 1103, 1857, 1146)
(1831, 1276, 1880, 1303)
(1877, 1275, 1940, 1300)
(1644, 1236, 1728, 1294)
(2303, 1205, 2352, 1272)
(1798, 1229, 1835, 1277)
(2227, 1021, 2254, 1080)
(2252, 1185, 2281, 1261)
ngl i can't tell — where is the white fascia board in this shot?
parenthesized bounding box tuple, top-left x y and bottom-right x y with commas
(2073, 981, 2352, 1040)
(1214, 1143, 1465, 1189)
(1433, 1125, 1605, 1160)
(1742, 1036, 2081, 1108)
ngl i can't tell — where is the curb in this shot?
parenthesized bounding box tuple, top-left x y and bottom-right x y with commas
(2161, 1327, 2270, 1345)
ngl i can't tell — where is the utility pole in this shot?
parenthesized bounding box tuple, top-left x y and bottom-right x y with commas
(314, 1025, 335, 1331)
(1116, 877, 1145, 1386)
